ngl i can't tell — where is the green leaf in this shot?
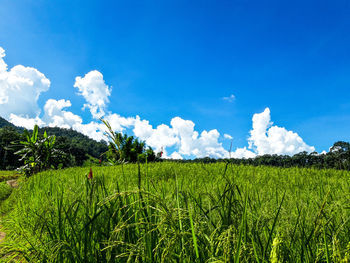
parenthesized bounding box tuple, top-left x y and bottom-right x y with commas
(189, 207, 199, 259)
(31, 125, 38, 143)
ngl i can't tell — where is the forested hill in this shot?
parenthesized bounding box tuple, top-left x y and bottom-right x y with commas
(0, 116, 23, 131)
(43, 126, 108, 160)
(0, 116, 108, 169)
(1, 116, 350, 171)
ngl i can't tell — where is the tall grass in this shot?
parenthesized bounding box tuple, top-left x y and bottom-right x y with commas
(1, 163, 350, 262)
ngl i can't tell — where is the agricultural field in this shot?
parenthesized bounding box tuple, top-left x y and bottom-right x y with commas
(0, 171, 20, 203)
(0, 163, 350, 262)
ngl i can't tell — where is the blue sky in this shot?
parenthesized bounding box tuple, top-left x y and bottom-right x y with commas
(1, 0, 350, 158)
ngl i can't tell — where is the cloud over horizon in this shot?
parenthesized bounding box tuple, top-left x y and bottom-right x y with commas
(0, 46, 315, 159)
(0, 47, 50, 119)
(248, 108, 315, 155)
(74, 70, 112, 119)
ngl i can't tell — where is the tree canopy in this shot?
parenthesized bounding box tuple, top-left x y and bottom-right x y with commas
(1, 116, 350, 171)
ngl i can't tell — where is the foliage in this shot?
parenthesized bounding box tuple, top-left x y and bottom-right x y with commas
(2, 114, 350, 170)
(0, 181, 13, 202)
(1, 163, 350, 262)
(172, 141, 350, 170)
(0, 116, 22, 131)
(14, 125, 66, 176)
(0, 127, 23, 170)
(0, 123, 108, 169)
(44, 126, 108, 164)
(101, 118, 157, 163)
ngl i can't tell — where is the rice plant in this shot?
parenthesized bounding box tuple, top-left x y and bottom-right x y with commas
(1, 163, 350, 262)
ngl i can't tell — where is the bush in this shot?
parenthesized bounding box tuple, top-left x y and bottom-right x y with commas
(14, 125, 66, 176)
(101, 118, 159, 163)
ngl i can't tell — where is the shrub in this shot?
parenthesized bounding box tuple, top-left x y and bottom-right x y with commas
(101, 118, 159, 163)
(14, 125, 66, 176)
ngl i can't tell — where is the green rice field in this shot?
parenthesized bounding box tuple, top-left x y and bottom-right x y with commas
(1, 163, 350, 262)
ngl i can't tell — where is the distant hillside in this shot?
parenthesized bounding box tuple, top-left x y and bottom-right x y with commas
(43, 126, 108, 161)
(0, 116, 22, 130)
(43, 126, 100, 142)
(0, 116, 108, 167)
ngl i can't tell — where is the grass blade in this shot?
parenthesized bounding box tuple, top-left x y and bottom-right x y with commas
(189, 207, 199, 259)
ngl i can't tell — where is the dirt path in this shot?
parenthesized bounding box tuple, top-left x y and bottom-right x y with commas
(6, 179, 18, 189)
(0, 228, 5, 243)
(0, 179, 19, 243)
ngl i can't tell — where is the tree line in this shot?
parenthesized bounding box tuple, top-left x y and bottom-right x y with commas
(0, 117, 160, 172)
(0, 126, 108, 170)
(0, 115, 350, 171)
(175, 141, 350, 170)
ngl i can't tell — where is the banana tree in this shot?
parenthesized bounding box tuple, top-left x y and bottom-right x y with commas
(14, 125, 66, 176)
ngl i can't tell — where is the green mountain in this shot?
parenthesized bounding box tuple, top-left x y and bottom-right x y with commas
(0, 116, 21, 130)
(43, 126, 108, 162)
(0, 116, 108, 168)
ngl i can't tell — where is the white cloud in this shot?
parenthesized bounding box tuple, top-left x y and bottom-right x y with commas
(9, 98, 106, 142)
(41, 99, 108, 141)
(231, 147, 256, 158)
(74, 70, 111, 119)
(223, 94, 235, 102)
(171, 117, 197, 155)
(43, 99, 83, 128)
(224, 134, 233, 140)
(248, 108, 315, 155)
(133, 117, 154, 139)
(0, 47, 229, 158)
(169, 151, 183, 160)
(133, 117, 179, 152)
(9, 114, 45, 129)
(193, 129, 228, 158)
(0, 47, 316, 159)
(74, 121, 105, 142)
(132, 116, 230, 158)
(0, 47, 7, 72)
(104, 113, 136, 133)
(0, 47, 50, 119)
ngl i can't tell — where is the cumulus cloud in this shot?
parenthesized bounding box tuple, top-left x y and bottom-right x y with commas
(133, 116, 229, 158)
(41, 99, 109, 141)
(0, 47, 7, 72)
(74, 121, 106, 142)
(248, 108, 315, 155)
(169, 151, 183, 160)
(9, 114, 45, 129)
(74, 70, 112, 119)
(104, 113, 136, 133)
(43, 99, 83, 128)
(231, 147, 256, 158)
(223, 94, 235, 102)
(9, 98, 105, 142)
(133, 117, 179, 152)
(0, 46, 316, 159)
(0, 47, 50, 119)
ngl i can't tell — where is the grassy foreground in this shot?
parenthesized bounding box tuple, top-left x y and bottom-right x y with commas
(1, 163, 350, 262)
(0, 171, 20, 205)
